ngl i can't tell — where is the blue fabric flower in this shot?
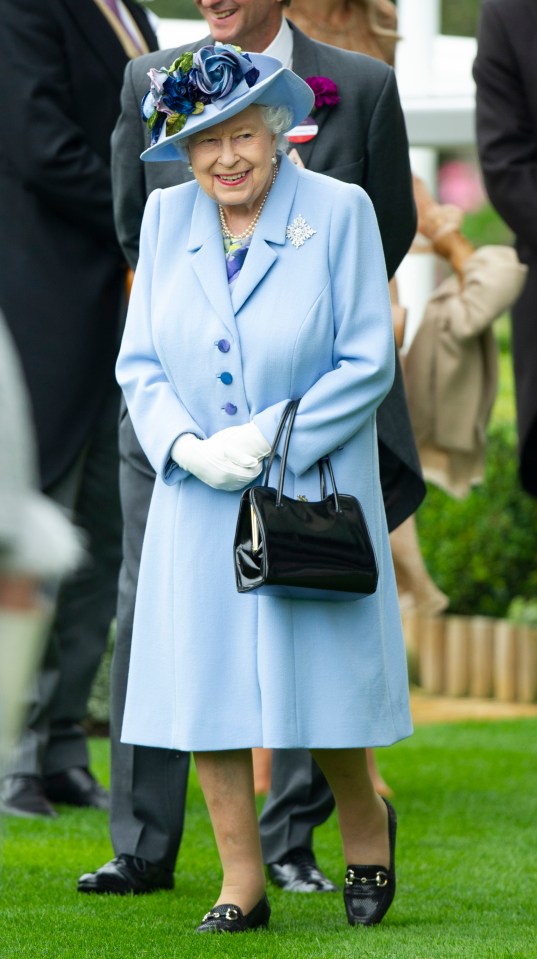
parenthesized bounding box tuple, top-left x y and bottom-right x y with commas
(190, 46, 259, 100)
(161, 73, 199, 116)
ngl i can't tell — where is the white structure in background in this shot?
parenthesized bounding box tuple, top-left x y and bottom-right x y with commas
(156, 13, 477, 345)
(155, 15, 206, 48)
(396, 0, 477, 344)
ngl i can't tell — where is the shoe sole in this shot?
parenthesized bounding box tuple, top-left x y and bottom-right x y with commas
(0, 801, 57, 820)
(77, 880, 174, 895)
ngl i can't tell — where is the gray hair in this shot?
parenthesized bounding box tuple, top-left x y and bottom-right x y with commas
(259, 104, 293, 153)
(179, 103, 293, 163)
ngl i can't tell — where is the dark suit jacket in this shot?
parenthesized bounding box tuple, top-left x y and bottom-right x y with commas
(111, 22, 425, 528)
(474, 0, 537, 496)
(0, 0, 158, 489)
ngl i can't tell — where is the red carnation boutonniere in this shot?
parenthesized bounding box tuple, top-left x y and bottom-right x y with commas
(305, 76, 341, 111)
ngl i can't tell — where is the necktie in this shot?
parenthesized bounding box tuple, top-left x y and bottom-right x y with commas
(101, 0, 144, 55)
(103, 0, 123, 18)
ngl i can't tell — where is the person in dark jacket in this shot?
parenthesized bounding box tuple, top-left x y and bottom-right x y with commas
(473, 0, 536, 496)
(0, 0, 158, 818)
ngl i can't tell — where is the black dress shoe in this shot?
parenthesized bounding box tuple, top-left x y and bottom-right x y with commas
(77, 855, 174, 894)
(344, 798, 397, 926)
(267, 848, 337, 892)
(0, 775, 57, 819)
(44, 767, 109, 810)
(196, 895, 271, 933)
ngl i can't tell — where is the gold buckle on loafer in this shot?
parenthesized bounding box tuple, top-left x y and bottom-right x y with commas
(202, 910, 220, 921)
(202, 907, 240, 922)
(345, 868, 388, 887)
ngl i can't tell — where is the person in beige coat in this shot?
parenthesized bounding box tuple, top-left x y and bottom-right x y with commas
(403, 241, 527, 499)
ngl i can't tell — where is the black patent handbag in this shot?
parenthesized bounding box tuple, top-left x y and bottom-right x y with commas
(233, 400, 379, 601)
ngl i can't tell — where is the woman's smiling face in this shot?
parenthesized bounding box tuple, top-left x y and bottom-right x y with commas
(187, 105, 277, 216)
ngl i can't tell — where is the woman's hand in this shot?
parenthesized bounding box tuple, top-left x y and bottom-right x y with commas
(171, 422, 270, 491)
(212, 422, 271, 463)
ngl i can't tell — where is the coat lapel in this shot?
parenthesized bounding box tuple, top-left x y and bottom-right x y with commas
(231, 155, 300, 315)
(188, 190, 237, 335)
(288, 23, 334, 170)
(162, 34, 212, 67)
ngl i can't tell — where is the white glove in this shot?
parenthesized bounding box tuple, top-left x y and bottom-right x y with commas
(211, 422, 271, 464)
(171, 422, 270, 492)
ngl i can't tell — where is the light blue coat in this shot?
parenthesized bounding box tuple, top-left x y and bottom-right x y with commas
(116, 155, 412, 751)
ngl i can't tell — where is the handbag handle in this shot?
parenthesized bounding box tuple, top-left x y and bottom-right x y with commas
(263, 399, 299, 489)
(264, 400, 342, 512)
(319, 457, 342, 513)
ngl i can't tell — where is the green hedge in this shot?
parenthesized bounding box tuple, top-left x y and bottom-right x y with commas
(417, 421, 537, 618)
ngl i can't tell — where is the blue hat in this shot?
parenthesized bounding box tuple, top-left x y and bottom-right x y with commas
(140, 43, 314, 163)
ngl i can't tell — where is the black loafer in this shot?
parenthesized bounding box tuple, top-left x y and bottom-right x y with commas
(196, 895, 271, 933)
(44, 767, 109, 810)
(0, 775, 57, 819)
(77, 855, 174, 894)
(267, 848, 337, 892)
(344, 798, 397, 926)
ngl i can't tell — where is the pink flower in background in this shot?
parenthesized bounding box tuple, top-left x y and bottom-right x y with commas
(438, 160, 486, 212)
(305, 76, 341, 110)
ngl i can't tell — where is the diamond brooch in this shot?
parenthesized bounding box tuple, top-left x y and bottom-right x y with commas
(285, 215, 316, 248)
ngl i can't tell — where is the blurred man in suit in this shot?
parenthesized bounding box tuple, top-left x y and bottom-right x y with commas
(0, 0, 158, 818)
(78, 0, 423, 894)
(474, 0, 537, 497)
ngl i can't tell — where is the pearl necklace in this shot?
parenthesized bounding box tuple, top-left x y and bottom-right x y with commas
(219, 166, 277, 242)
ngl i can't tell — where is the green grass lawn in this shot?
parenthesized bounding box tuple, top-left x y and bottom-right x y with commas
(2, 720, 536, 958)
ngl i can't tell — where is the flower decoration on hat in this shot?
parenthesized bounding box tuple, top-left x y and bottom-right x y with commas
(141, 44, 260, 145)
(305, 76, 341, 112)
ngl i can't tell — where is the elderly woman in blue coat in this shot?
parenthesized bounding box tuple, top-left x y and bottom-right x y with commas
(116, 44, 412, 934)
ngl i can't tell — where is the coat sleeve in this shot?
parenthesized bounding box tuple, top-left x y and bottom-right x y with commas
(115, 190, 206, 484)
(473, 1, 537, 252)
(0, 0, 119, 248)
(253, 186, 395, 476)
(363, 68, 416, 279)
(111, 58, 150, 270)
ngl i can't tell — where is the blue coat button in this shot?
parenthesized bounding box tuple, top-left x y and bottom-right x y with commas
(223, 403, 237, 415)
(218, 372, 233, 385)
(216, 339, 231, 353)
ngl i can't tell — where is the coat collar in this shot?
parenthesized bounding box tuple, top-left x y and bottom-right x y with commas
(165, 34, 212, 66)
(187, 155, 301, 323)
(187, 190, 236, 335)
(231, 153, 300, 313)
(287, 22, 331, 170)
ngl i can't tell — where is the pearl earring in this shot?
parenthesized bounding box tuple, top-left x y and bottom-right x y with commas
(271, 155, 277, 167)
(187, 163, 193, 173)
